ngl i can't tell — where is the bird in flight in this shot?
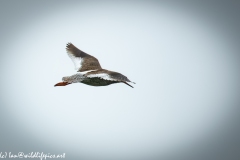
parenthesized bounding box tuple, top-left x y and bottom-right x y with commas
(54, 43, 135, 88)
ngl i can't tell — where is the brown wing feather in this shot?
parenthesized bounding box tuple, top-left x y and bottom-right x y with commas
(66, 43, 102, 72)
(86, 69, 134, 88)
(86, 69, 132, 82)
(107, 71, 131, 82)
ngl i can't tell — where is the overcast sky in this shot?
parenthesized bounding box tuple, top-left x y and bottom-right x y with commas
(0, 1, 240, 160)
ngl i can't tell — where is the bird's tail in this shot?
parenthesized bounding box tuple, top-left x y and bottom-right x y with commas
(54, 82, 71, 87)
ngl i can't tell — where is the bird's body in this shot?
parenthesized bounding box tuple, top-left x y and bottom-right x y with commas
(62, 71, 118, 86)
(54, 43, 135, 88)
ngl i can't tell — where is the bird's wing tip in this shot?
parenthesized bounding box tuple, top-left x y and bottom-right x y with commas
(123, 81, 134, 88)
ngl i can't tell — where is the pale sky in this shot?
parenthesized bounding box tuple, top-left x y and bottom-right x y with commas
(0, 1, 240, 160)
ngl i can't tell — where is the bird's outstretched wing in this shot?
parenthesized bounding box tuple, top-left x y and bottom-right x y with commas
(66, 43, 102, 72)
(85, 69, 135, 88)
